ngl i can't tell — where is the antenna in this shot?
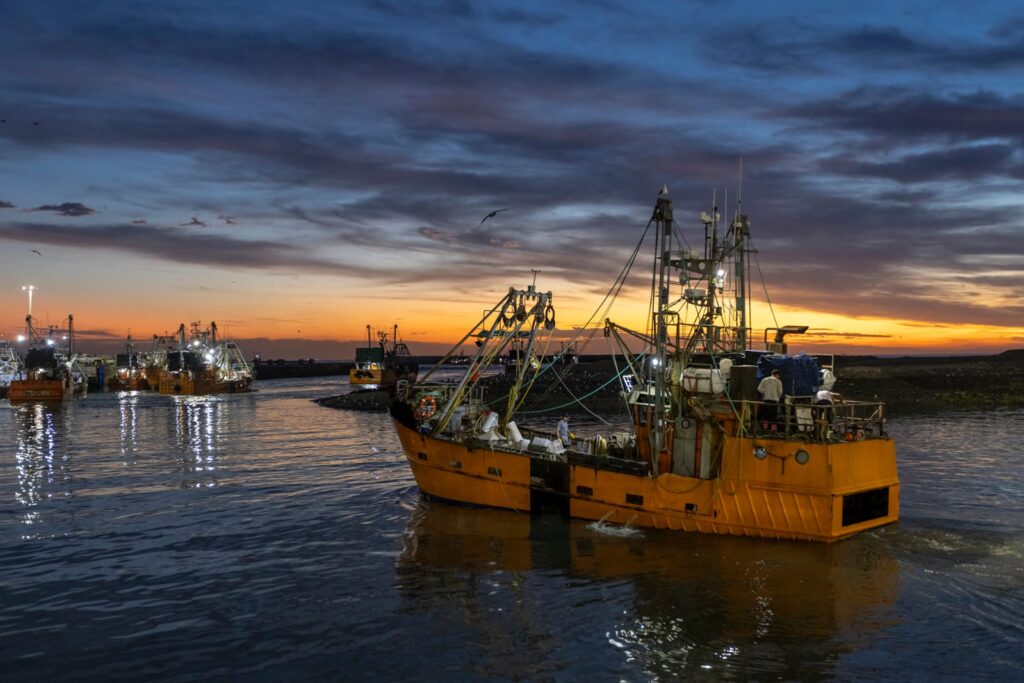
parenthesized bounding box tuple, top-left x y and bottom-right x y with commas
(738, 156, 743, 211)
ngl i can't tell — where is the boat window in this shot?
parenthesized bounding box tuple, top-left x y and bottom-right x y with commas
(626, 493, 644, 506)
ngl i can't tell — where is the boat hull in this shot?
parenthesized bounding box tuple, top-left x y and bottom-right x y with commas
(7, 378, 78, 402)
(350, 367, 419, 386)
(158, 371, 252, 395)
(107, 375, 151, 392)
(393, 418, 899, 542)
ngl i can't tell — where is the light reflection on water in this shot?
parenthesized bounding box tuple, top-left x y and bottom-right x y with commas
(0, 383, 1020, 680)
(14, 403, 63, 530)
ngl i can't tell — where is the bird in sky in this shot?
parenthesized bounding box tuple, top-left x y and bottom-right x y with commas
(478, 208, 507, 227)
(30, 249, 42, 256)
(180, 216, 207, 228)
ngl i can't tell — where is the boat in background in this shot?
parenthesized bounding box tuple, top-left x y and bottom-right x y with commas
(157, 321, 253, 395)
(8, 314, 87, 402)
(390, 187, 899, 542)
(107, 334, 151, 391)
(350, 324, 418, 386)
(0, 338, 25, 399)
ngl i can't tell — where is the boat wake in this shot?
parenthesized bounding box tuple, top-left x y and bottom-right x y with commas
(587, 512, 643, 538)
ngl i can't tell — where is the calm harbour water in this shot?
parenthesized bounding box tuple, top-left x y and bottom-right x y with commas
(1, 377, 1021, 681)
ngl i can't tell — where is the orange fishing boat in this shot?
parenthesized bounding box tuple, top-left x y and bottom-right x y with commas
(106, 334, 151, 391)
(8, 314, 87, 403)
(390, 187, 898, 542)
(157, 321, 253, 395)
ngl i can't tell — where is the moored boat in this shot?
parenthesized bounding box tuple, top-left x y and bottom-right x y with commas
(0, 338, 25, 399)
(350, 324, 418, 386)
(390, 187, 899, 542)
(8, 314, 87, 403)
(106, 334, 151, 391)
(157, 321, 253, 395)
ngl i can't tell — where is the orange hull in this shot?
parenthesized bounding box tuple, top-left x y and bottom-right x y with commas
(107, 376, 151, 392)
(158, 371, 252, 395)
(393, 418, 899, 542)
(8, 378, 71, 402)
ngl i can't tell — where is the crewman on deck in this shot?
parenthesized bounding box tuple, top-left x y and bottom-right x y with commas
(757, 370, 784, 427)
(557, 414, 570, 446)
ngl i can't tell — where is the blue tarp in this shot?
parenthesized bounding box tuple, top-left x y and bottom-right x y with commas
(756, 353, 821, 397)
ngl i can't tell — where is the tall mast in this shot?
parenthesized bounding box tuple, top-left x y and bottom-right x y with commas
(708, 191, 719, 351)
(734, 158, 749, 350)
(652, 186, 673, 458)
(733, 213, 750, 350)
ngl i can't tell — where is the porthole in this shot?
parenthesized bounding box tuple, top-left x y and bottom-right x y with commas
(754, 446, 768, 460)
(795, 449, 810, 465)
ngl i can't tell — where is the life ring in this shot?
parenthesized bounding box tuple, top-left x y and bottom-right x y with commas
(855, 429, 865, 441)
(416, 395, 438, 420)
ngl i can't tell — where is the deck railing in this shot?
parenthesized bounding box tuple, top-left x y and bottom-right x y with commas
(734, 396, 887, 441)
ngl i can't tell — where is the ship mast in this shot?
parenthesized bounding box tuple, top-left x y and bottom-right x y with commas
(652, 186, 673, 458)
(732, 211, 750, 350)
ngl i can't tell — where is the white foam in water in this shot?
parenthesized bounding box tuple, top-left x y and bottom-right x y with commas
(587, 512, 643, 538)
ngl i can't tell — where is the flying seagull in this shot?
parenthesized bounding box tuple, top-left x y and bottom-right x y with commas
(478, 208, 507, 227)
(30, 249, 42, 256)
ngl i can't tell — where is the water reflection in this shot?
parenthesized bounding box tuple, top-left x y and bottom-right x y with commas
(396, 499, 900, 679)
(172, 396, 224, 487)
(13, 402, 66, 530)
(118, 391, 140, 462)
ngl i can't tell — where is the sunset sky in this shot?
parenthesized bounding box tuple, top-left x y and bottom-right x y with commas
(2, 0, 1023, 358)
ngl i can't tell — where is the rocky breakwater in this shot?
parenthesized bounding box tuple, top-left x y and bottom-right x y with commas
(833, 350, 1024, 414)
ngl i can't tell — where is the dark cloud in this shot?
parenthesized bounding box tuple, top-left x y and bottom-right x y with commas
(31, 202, 96, 216)
(490, 8, 564, 27)
(819, 144, 1020, 183)
(804, 331, 893, 340)
(0, 201, 14, 208)
(0, 221, 351, 275)
(785, 88, 1024, 143)
(705, 22, 1024, 74)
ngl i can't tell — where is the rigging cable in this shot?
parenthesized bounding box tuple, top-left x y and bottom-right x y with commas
(749, 236, 779, 329)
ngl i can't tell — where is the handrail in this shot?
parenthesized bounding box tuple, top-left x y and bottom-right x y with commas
(734, 397, 887, 442)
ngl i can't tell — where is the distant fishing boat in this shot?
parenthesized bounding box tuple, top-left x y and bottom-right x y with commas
(390, 187, 899, 542)
(0, 338, 25, 399)
(157, 321, 253, 395)
(350, 324, 418, 386)
(106, 334, 150, 391)
(8, 314, 87, 402)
